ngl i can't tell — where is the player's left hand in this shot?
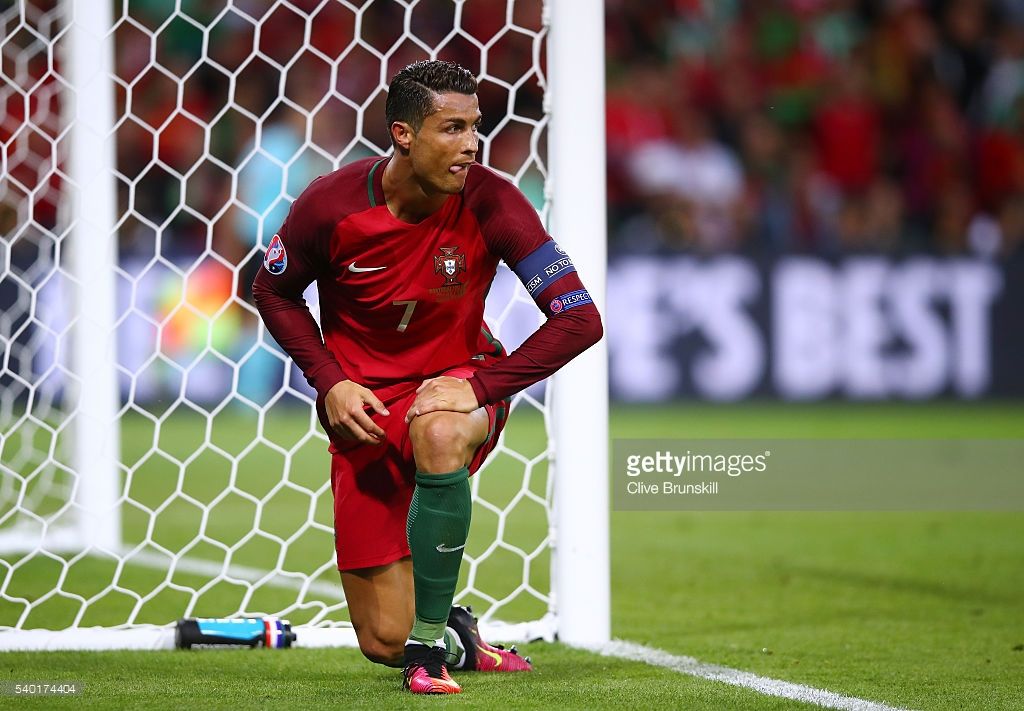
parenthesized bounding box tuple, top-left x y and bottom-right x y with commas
(405, 376, 479, 423)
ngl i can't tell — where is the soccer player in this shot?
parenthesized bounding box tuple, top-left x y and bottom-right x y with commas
(252, 60, 602, 694)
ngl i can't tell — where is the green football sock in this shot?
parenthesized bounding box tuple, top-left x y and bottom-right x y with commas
(406, 467, 471, 647)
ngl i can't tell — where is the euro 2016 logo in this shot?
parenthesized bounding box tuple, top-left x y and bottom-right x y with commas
(434, 246, 466, 286)
(264, 234, 287, 275)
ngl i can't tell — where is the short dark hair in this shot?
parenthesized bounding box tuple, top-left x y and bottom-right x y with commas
(385, 60, 478, 143)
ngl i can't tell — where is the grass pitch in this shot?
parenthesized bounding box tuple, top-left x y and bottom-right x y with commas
(2, 402, 1023, 709)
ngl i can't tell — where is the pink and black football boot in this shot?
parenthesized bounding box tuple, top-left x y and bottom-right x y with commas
(448, 605, 533, 672)
(402, 643, 462, 694)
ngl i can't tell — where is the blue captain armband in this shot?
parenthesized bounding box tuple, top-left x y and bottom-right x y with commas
(513, 240, 577, 296)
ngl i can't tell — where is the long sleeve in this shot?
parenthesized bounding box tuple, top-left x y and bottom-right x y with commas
(251, 180, 347, 399)
(466, 170, 604, 405)
(469, 276, 603, 405)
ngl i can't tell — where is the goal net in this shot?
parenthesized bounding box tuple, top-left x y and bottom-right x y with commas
(0, 0, 607, 650)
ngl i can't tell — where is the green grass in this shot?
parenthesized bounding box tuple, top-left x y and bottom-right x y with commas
(2, 402, 1024, 709)
(610, 402, 1024, 710)
(0, 644, 821, 710)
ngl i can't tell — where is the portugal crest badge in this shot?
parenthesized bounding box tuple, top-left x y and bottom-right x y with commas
(434, 246, 466, 286)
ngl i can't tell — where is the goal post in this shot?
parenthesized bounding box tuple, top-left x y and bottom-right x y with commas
(65, 0, 121, 556)
(0, 0, 608, 651)
(0, 0, 121, 556)
(548, 0, 609, 647)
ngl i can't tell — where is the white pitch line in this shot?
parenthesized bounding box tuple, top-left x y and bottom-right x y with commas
(595, 640, 911, 711)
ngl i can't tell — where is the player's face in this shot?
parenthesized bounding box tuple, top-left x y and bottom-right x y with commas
(409, 92, 481, 194)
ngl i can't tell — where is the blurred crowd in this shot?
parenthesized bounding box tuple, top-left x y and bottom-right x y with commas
(606, 0, 1024, 258)
(6, 0, 1024, 263)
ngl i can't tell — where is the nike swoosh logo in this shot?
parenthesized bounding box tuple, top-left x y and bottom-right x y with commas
(435, 543, 466, 553)
(477, 645, 502, 667)
(348, 262, 387, 273)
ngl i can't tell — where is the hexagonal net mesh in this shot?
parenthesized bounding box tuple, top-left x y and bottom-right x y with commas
(0, 0, 555, 644)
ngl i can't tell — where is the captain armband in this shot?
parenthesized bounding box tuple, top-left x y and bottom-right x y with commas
(512, 240, 577, 297)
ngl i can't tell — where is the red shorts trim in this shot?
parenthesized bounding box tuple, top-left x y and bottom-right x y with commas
(323, 361, 510, 571)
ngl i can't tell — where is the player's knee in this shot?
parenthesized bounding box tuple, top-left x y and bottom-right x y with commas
(410, 413, 472, 469)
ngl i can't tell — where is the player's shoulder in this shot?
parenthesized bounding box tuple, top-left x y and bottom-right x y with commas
(460, 163, 548, 261)
(461, 163, 533, 221)
(298, 156, 381, 204)
(292, 156, 381, 224)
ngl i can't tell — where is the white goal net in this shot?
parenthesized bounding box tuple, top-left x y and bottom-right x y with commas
(0, 0, 606, 651)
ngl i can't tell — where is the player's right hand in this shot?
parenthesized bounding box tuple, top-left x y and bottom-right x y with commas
(324, 380, 389, 445)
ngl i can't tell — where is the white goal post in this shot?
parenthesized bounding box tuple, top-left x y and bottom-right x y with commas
(0, 0, 607, 651)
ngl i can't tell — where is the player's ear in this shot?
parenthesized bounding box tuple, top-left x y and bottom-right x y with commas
(391, 121, 414, 155)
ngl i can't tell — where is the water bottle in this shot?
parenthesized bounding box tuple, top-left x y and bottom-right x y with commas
(175, 616, 296, 649)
